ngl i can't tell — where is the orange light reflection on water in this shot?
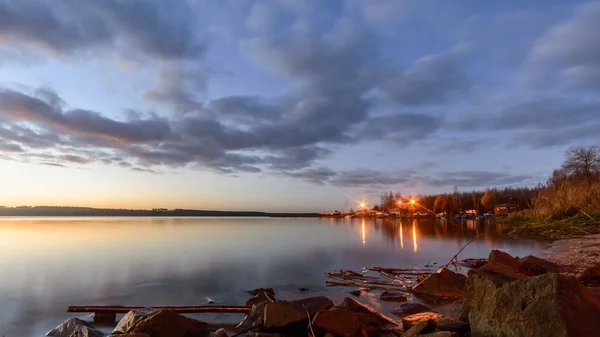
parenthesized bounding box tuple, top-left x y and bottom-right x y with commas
(361, 219, 366, 246)
(412, 224, 418, 252)
(399, 224, 404, 249)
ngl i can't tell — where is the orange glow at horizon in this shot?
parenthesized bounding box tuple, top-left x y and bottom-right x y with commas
(412, 224, 418, 252)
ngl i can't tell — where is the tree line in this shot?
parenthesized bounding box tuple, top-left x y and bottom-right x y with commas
(374, 145, 600, 216)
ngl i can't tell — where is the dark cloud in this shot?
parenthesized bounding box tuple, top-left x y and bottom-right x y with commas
(420, 171, 537, 188)
(360, 113, 441, 144)
(0, 0, 203, 60)
(528, 1, 600, 91)
(374, 45, 472, 105)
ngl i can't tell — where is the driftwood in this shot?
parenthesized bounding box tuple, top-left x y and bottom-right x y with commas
(66, 305, 251, 314)
(324, 280, 413, 293)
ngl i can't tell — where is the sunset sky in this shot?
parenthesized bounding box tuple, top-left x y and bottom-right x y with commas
(0, 0, 598, 212)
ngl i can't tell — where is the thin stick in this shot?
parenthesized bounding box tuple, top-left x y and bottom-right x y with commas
(443, 231, 486, 269)
(230, 324, 260, 337)
(304, 305, 316, 337)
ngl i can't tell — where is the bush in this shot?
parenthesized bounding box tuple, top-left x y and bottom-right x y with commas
(531, 179, 600, 220)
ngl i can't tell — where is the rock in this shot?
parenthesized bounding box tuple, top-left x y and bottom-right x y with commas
(108, 334, 150, 337)
(488, 250, 533, 276)
(246, 333, 282, 337)
(580, 263, 600, 286)
(519, 255, 562, 275)
(339, 297, 399, 328)
(463, 272, 600, 337)
(379, 291, 408, 302)
(402, 312, 468, 333)
(289, 296, 334, 317)
(92, 312, 116, 324)
(392, 303, 434, 317)
(263, 301, 307, 329)
(209, 328, 228, 337)
(475, 262, 530, 284)
(458, 258, 487, 269)
(298, 287, 309, 292)
(349, 290, 361, 297)
(312, 307, 375, 337)
(402, 319, 435, 337)
(236, 302, 266, 330)
(413, 268, 467, 299)
(247, 288, 275, 296)
(112, 308, 208, 337)
(421, 332, 458, 337)
(46, 318, 104, 337)
(245, 291, 275, 307)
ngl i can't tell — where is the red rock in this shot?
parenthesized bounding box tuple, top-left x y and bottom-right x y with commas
(379, 291, 408, 302)
(519, 255, 562, 275)
(339, 297, 399, 328)
(245, 291, 275, 307)
(247, 288, 275, 296)
(488, 250, 533, 276)
(263, 301, 307, 329)
(312, 307, 374, 337)
(401, 312, 468, 333)
(580, 263, 600, 286)
(112, 308, 207, 337)
(392, 303, 433, 317)
(289, 296, 333, 317)
(413, 268, 467, 299)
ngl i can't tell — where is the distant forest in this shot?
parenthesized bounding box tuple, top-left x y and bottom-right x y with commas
(0, 206, 317, 217)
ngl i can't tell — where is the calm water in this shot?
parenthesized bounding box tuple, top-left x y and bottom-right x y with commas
(0, 217, 545, 336)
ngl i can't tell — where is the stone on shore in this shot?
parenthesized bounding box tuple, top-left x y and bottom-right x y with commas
(463, 272, 600, 337)
(312, 307, 375, 337)
(236, 302, 267, 330)
(379, 291, 408, 302)
(108, 334, 150, 337)
(458, 258, 487, 269)
(46, 318, 104, 337)
(289, 296, 334, 317)
(112, 308, 208, 337)
(246, 333, 282, 337)
(402, 312, 468, 334)
(392, 303, 434, 317)
(421, 332, 459, 337)
(580, 263, 600, 286)
(413, 268, 467, 299)
(247, 288, 275, 296)
(245, 291, 275, 307)
(339, 297, 399, 328)
(402, 319, 435, 337)
(519, 255, 562, 275)
(263, 301, 307, 329)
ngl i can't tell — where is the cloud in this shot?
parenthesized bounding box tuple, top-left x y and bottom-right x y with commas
(527, 1, 600, 91)
(0, 0, 204, 60)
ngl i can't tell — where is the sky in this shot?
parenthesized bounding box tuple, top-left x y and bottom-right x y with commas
(0, 0, 599, 212)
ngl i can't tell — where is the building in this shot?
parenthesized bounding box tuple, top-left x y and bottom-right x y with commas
(494, 203, 519, 216)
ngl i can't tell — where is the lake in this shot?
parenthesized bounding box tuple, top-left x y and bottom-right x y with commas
(0, 217, 546, 336)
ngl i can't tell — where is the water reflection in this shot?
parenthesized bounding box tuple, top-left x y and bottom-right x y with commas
(0, 217, 546, 337)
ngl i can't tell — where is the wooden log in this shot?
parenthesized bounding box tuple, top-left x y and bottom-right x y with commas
(67, 305, 251, 314)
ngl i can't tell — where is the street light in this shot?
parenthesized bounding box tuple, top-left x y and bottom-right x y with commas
(410, 199, 416, 205)
(360, 202, 366, 209)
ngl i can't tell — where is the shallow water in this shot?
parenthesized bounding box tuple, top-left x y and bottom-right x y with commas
(0, 216, 545, 336)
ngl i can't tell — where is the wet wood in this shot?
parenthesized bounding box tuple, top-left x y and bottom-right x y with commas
(67, 305, 251, 314)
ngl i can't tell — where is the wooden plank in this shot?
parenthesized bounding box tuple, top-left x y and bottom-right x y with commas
(67, 305, 251, 314)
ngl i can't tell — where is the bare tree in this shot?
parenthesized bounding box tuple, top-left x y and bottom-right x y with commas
(561, 146, 600, 181)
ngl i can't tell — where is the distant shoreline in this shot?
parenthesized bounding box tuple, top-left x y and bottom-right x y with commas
(0, 206, 319, 218)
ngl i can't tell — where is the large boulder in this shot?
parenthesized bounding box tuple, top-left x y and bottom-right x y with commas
(413, 268, 467, 299)
(392, 303, 434, 317)
(312, 307, 377, 337)
(339, 297, 399, 328)
(46, 318, 104, 337)
(112, 308, 208, 337)
(463, 272, 600, 336)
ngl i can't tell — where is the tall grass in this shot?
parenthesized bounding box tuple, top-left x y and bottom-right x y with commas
(531, 178, 600, 220)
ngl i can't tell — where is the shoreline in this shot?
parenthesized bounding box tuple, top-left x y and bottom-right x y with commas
(544, 233, 600, 271)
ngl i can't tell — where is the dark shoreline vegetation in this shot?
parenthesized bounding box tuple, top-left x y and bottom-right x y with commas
(0, 206, 318, 218)
(372, 145, 600, 240)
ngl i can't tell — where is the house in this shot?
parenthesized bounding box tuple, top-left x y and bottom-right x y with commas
(494, 203, 519, 216)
